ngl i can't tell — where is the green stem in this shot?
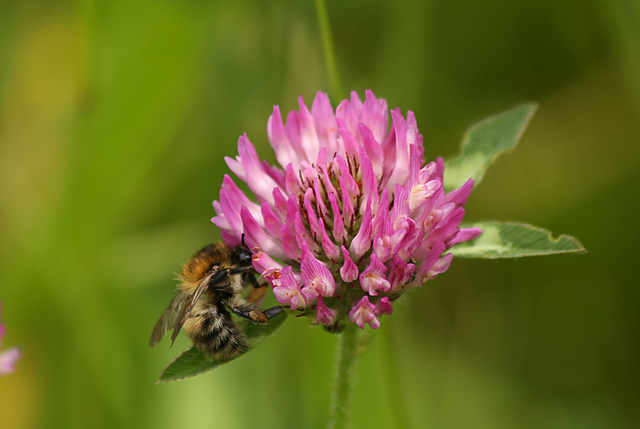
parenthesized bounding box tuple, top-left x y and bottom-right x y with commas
(315, 0, 344, 101)
(329, 324, 360, 429)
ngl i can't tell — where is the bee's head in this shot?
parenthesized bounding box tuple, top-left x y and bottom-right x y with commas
(235, 245, 253, 267)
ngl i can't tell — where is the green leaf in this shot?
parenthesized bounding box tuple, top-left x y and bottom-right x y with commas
(444, 103, 538, 191)
(157, 311, 287, 382)
(450, 221, 586, 259)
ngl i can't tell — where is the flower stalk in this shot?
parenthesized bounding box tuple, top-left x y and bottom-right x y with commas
(329, 323, 360, 429)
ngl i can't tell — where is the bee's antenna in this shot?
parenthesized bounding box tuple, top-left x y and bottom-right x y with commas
(241, 233, 246, 248)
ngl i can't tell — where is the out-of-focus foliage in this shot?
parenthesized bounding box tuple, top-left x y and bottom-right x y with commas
(0, 0, 638, 428)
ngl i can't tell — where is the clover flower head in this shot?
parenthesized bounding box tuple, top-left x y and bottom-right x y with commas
(0, 304, 20, 375)
(213, 90, 481, 330)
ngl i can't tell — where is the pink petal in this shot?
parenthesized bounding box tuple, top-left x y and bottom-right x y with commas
(359, 123, 384, 180)
(372, 188, 391, 237)
(361, 89, 389, 145)
(216, 175, 263, 233)
(280, 224, 301, 261)
(240, 206, 285, 259)
(272, 266, 307, 310)
(320, 162, 339, 197)
(359, 147, 380, 214)
(335, 99, 360, 144)
(224, 155, 246, 182)
(336, 119, 360, 157)
(328, 192, 346, 243)
(211, 202, 231, 230)
(349, 203, 372, 261)
(359, 253, 390, 296)
(311, 92, 339, 155)
(261, 160, 286, 189)
(296, 95, 321, 161)
(414, 241, 446, 285)
(271, 187, 288, 218)
(349, 296, 380, 330)
(388, 255, 417, 292)
(261, 202, 284, 237)
(407, 112, 424, 161)
(303, 189, 321, 238)
(220, 230, 241, 247)
(335, 155, 359, 199)
(349, 90, 364, 113)
(376, 297, 394, 316)
(252, 248, 285, 274)
(312, 178, 330, 220)
(315, 296, 339, 326)
(339, 177, 356, 230)
(319, 218, 341, 262)
(409, 179, 441, 212)
(284, 163, 302, 195)
(339, 245, 359, 283)
(384, 109, 411, 191)
(237, 134, 280, 205)
(294, 211, 320, 255)
(445, 178, 475, 207)
(267, 105, 298, 170)
(391, 184, 410, 220)
(449, 227, 483, 246)
(425, 253, 453, 282)
(301, 246, 336, 297)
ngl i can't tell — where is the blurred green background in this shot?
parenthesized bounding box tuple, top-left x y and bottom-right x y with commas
(1, 0, 638, 428)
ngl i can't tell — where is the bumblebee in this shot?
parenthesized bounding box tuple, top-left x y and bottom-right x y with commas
(150, 242, 283, 359)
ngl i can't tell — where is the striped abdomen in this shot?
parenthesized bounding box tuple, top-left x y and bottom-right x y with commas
(185, 300, 248, 359)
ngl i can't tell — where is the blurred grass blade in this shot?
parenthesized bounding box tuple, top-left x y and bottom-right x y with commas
(157, 311, 287, 382)
(450, 221, 586, 258)
(444, 103, 538, 191)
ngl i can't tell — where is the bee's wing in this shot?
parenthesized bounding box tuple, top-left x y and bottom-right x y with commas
(149, 290, 189, 347)
(169, 269, 221, 345)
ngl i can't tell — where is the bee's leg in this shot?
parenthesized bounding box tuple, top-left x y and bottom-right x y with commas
(230, 305, 285, 324)
(244, 267, 269, 305)
(246, 271, 259, 287)
(246, 283, 268, 304)
(262, 306, 285, 319)
(230, 305, 269, 323)
(227, 266, 253, 275)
